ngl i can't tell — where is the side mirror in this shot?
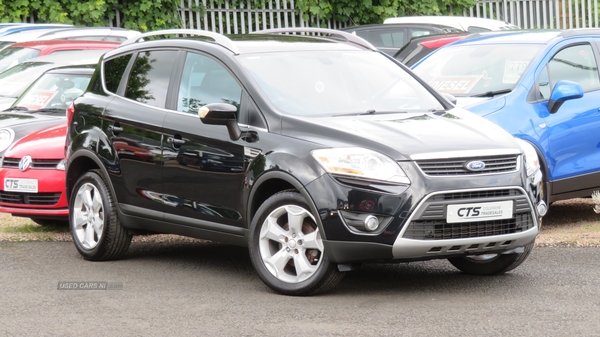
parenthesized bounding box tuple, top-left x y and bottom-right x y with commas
(547, 80, 583, 114)
(198, 103, 241, 140)
(442, 93, 457, 105)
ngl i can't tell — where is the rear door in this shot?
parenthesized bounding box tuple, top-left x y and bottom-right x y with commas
(100, 49, 179, 217)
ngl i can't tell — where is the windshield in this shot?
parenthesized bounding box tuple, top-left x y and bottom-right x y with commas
(0, 47, 41, 72)
(238, 50, 444, 115)
(11, 71, 92, 112)
(0, 62, 57, 98)
(412, 44, 543, 96)
(0, 41, 15, 50)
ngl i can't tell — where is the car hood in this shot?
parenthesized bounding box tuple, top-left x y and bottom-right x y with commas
(454, 96, 506, 116)
(0, 111, 62, 128)
(282, 108, 520, 160)
(0, 97, 17, 111)
(4, 123, 66, 159)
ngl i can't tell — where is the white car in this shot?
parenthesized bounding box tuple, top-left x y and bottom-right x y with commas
(0, 50, 111, 110)
(384, 16, 519, 33)
(0, 26, 75, 51)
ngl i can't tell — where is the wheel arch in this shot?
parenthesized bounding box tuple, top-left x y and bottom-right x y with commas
(515, 136, 550, 201)
(247, 170, 324, 237)
(66, 149, 113, 202)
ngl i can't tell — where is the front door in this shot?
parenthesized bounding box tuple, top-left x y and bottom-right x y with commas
(161, 51, 246, 228)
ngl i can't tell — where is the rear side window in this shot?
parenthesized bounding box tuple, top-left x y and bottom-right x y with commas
(467, 26, 491, 33)
(357, 29, 405, 48)
(125, 50, 178, 108)
(409, 29, 434, 38)
(103, 54, 132, 93)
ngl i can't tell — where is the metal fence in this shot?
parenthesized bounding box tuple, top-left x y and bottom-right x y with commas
(20, 0, 600, 32)
(465, 0, 599, 29)
(177, 0, 600, 33)
(177, 0, 347, 34)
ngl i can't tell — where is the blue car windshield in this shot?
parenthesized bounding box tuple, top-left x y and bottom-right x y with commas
(413, 44, 544, 96)
(238, 50, 444, 116)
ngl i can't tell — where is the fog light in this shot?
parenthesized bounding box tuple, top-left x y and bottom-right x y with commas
(364, 215, 379, 231)
(537, 201, 548, 217)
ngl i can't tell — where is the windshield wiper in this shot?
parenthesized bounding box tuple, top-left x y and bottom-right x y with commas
(32, 108, 68, 115)
(334, 109, 407, 117)
(4, 106, 30, 112)
(470, 89, 512, 97)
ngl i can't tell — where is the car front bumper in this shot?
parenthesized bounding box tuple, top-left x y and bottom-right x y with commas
(0, 168, 68, 217)
(304, 160, 543, 264)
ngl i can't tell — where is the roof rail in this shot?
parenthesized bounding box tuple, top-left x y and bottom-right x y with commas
(120, 29, 239, 54)
(253, 27, 377, 51)
(559, 28, 600, 37)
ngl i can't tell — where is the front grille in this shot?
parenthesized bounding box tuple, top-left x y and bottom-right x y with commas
(403, 189, 535, 240)
(416, 155, 518, 176)
(404, 213, 534, 240)
(2, 158, 62, 169)
(0, 191, 61, 205)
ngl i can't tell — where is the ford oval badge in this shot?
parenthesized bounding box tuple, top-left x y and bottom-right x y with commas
(465, 160, 486, 171)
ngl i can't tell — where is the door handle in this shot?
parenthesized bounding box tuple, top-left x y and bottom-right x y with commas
(167, 137, 185, 145)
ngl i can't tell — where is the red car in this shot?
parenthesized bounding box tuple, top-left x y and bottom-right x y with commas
(0, 123, 68, 226)
(0, 39, 120, 72)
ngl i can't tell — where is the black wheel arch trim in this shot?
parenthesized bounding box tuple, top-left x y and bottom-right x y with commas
(516, 137, 551, 201)
(246, 169, 328, 240)
(66, 148, 118, 205)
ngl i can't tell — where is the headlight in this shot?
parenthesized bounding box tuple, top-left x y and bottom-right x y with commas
(311, 147, 410, 184)
(515, 138, 540, 176)
(56, 159, 66, 171)
(0, 128, 15, 153)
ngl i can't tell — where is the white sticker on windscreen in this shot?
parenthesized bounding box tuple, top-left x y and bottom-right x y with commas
(503, 59, 529, 84)
(428, 75, 482, 95)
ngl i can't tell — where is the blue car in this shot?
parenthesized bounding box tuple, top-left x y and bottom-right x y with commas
(412, 29, 600, 204)
(0, 23, 72, 38)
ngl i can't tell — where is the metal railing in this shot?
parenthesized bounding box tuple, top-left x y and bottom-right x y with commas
(20, 0, 600, 33)
(177, 0, 347, 34)
(465, 0, 599, 29)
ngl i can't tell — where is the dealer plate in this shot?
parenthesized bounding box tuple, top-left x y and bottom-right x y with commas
(447, 200, 513, 223)
(3, 178, 38, 193)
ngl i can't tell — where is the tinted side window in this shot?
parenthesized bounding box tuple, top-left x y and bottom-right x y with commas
(548, 44, 600, 92)
(176, 52, 242, 115)
(125, 50, 178, 108)
(409, 29, 434, 38)
(467, 26, 491, 33)
(371, 29, 405, 48)
(103, 54, 132, 93)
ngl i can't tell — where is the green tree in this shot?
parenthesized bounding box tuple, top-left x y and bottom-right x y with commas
(0, 0, 181, 31)
(0, 0, 477, 30)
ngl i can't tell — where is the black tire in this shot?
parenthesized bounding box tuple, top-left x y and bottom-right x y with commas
(448, 242, 534, 275)
(248, 190, 344, 296)
(31, 218, 69, 227)
(69, 170, 132, 261)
